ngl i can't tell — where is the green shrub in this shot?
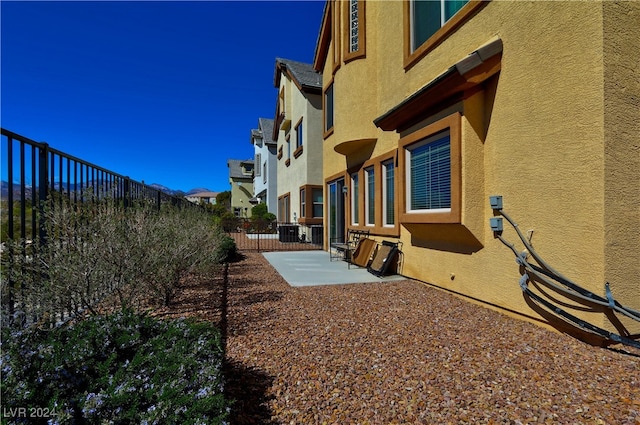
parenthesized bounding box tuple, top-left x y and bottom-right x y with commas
(215, 234, 237, 263)
(219, 212, 239, 233)
(1, 310, 229, 424)
(2, 198, 230, 325)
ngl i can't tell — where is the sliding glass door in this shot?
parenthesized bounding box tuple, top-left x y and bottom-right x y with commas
(328, 178, 346, 243)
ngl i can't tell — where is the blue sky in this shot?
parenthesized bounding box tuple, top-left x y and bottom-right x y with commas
(1, 0, 325, 193)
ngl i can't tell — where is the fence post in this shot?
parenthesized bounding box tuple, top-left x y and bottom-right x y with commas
(38, 143, 49, 245)
(124, 177, 131, 209)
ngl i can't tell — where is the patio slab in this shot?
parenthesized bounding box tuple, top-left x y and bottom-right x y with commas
(262, 250, 406, 287)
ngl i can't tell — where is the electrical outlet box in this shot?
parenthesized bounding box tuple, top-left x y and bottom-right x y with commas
(489, 195, 503, 210)
(490, 217, 503, 232)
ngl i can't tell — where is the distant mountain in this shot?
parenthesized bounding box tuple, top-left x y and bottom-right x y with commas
(148, 184, 214, 197)
(149, 183, 176, 195)
(1, 180, 212, 200)
(186, 187, 214, 195)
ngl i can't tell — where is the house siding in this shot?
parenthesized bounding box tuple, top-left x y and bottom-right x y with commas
(317, 0, 639, 335)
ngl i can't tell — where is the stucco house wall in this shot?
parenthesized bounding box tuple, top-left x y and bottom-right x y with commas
(227, 159, 254, 218)
(315, 0, 639, 337)
(274, 58, 323, 226)
(251, 118, 278, 215)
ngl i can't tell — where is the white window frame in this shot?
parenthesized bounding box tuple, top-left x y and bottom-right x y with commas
(351, 172, 359, 225)
(365, 166, 375, 226)
(405, 129, 451, 215)
(382, 159, 395, 227)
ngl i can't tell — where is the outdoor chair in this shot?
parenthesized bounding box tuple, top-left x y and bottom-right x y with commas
(348, 237, 377, 269)
(330, 229, 370, 262)
(367, 240, 400, 277)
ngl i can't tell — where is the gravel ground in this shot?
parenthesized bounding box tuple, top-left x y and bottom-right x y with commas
(170, 252, 640, 424)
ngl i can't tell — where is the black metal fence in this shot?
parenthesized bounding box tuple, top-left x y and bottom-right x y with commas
(1, 128, 194, 245)
(1, 128, 200, 325)
(222, 217, 323, 252)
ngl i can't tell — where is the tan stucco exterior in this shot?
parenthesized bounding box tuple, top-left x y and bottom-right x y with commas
(316, 0, 640, 338)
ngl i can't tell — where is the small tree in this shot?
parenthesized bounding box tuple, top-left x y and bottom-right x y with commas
(215, 191, 231, 212)
(250, 203, 276, 233)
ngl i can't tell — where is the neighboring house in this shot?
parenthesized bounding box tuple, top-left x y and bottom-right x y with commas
(273, 57, 324, 241)
(227, 159, 254, 218)
(314, 1, 639, 337)
(185, 191, 218, 205)
(250, 118, 278, 215)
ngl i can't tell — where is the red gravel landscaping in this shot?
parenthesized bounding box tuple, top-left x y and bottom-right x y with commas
(166, 251, 640, 424)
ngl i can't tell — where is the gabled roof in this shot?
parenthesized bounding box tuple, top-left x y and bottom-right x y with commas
(258, 118, 275, 145)
(227, 159, 254, 180)
(274, 58, 322, 94)
(250, 118, 276, 146)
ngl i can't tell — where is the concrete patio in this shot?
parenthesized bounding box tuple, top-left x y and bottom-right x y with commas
(262, 250, 406, 287)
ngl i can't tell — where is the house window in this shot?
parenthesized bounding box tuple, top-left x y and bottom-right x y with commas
(349, 0, 359, 51)
(255, 154, 261, 176)
(278, 193, 290, 223)
(285, 135, 291, 167)
(263, 162, 267, 184)
(407, 131, 450, 212)
(286, 135, 291, 159)
(351, 172, 359, 225)
(324, 82, 334, 135)
(344, 0, 366, 62)
(383, 159, 395, 226)
(411, 0, 469, 51)
(399, 112, 461, 224)
(300, 188, 306, 218)
(312, 188, 323, 218)
(365, 166, 375, 226)
(296, 118, 303, 149)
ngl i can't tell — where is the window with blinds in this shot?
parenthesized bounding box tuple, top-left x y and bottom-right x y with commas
(407, 130, 451, 212)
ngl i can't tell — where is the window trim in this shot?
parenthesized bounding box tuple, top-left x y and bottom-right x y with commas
(295, 117, 304, 149)
(347, 151, 399, 237)
(398, 112, 461, 224)
(332, 1, 341, 74)
(278, 192, 291, 223)
(350, 172, 359, 226)
(255, 153, 261, 176)
(323, 80, 335, 138)
(343, 0, 366, 63)
(298, 184, 323, 225)
(364, 166, 375, 227)
(403, 1, 488, 71)
(293, 118, 304, 158)
(382, 158, 396, 227)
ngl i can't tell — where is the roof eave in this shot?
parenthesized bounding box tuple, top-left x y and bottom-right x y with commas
(374, 38, 503, 132)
